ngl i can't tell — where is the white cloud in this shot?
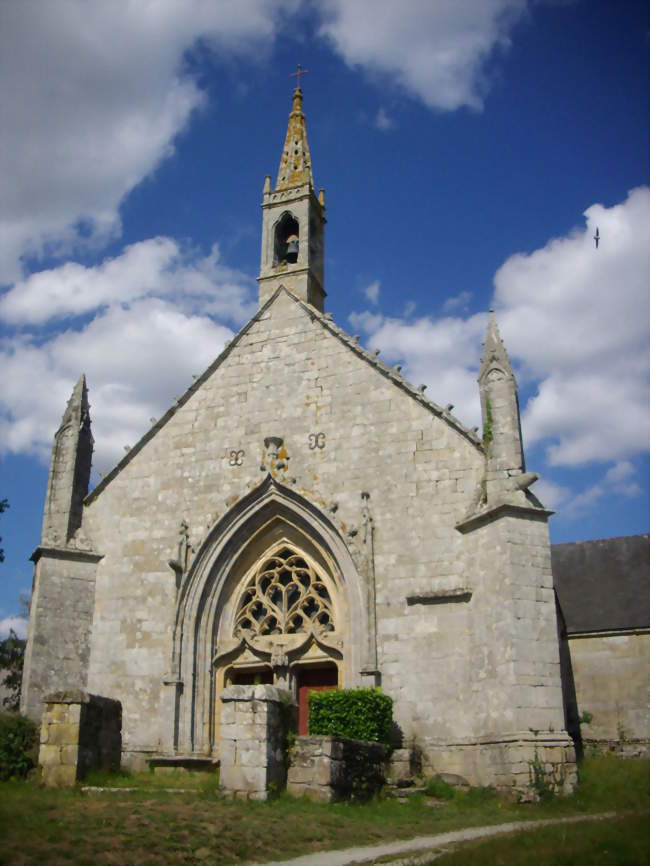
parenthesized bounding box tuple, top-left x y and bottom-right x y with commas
(603, 460, 641, 498)
(363, 280, 381, 305)
(0, 616, 27, 640)
(0, 239, 253, 327)
(374, 107, 394, 131)
(349, 309, 486, 426)
(563, 482, 605, 518)
(532, 479, 571, 511)
(442, 290, 472, 313)
(0, 239, 255, 469)
(0, 0, 296, 283)
(317, 0, 527, 111)
(495, 186, 650, 466)
(348, 187, 650, 523)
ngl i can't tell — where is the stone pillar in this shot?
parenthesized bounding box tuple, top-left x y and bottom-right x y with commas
(219, 684, 295, 800)
(39, 690, 122, 787)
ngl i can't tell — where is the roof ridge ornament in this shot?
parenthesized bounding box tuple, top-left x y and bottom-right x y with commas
(289, 63, 308, 90)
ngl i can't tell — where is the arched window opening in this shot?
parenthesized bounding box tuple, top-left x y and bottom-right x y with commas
(234, 546, 335, 639)
(274, 213, 299, 266)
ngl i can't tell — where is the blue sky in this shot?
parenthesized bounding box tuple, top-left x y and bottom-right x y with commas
(1, 0, 648, 636)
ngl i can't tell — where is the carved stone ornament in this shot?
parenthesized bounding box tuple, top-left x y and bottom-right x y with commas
(261, 435, 288, 473)
(264, 436, 284, 459)
(234, 546, 334, 639)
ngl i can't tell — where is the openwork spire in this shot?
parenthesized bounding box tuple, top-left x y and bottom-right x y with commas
(275, 88, 314, 191)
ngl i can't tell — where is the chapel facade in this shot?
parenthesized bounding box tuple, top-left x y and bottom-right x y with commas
(21, 87, 576, 791)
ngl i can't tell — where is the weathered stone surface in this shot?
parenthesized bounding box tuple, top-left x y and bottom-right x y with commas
(287, 736, 385, 802)
(219, 686, 295, 800)
(39, 693, 122, 787)
(568, 632, 650, 754)
(20, 88, 582, 797)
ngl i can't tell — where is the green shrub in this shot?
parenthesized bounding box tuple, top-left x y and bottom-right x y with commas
(0, 712, 38, 780)
(308, 688, 392, 748)
(424, 774, 455, 800)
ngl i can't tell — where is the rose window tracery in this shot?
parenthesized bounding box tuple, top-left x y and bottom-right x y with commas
(234, 547, 334, 639)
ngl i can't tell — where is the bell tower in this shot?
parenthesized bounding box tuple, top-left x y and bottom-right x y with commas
(258, 82, 326, 310)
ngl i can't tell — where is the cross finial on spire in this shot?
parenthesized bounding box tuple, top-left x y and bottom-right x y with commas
(290, 64, 308, 89)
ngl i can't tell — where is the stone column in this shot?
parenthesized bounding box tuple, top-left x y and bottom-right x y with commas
(219, 684, 295, 800)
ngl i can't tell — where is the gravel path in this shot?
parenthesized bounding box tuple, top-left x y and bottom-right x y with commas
(251, 811, 618, 866)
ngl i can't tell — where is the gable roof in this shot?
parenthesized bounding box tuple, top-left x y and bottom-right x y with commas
(552, 534, 650, 634)
(86, 286, 483, 505)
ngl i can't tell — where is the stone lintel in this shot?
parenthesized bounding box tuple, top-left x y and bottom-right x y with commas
(31, 545, 103, 564)
(44, 690, 120, 708)
(406, 588, 472, 605)
(455, 502, 553, 534)
(220, 684, 295, 705)
(148, 755, 218, 771)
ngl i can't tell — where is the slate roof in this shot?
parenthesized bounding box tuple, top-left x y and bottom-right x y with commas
(552, 534, 650, 634)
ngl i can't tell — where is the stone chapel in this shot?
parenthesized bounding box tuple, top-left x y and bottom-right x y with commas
(21, 87, 577, 791)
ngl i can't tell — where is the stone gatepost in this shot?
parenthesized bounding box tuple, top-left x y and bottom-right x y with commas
(219, 684, 295, 800)
(39, 690, 122, 787)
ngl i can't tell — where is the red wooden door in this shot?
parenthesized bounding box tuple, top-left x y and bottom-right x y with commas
(297, 665, 338, 735)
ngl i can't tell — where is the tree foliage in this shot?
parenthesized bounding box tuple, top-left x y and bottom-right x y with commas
(0, 711, 38, 780)
(0, 630, 26, 712)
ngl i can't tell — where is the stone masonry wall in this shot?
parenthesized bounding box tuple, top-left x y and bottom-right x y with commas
(424, 732, 576, 798)
(287, 735, 386, 802)
(21, 552, 98, 722)
(71, 289, 572, 790)
(569, 631, 650, 753)
(39, 690, 121, 787)
(82, 291, 486, 758)
(219, 685, 294, 800)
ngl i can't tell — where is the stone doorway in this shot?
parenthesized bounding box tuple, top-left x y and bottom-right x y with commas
(296, 663, 338, 735)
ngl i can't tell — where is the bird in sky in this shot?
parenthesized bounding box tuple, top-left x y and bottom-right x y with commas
(594, 226, 600, 249)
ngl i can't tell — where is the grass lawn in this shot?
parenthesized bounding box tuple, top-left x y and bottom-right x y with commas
(0, 755, 647, 865)
(434, 814, 650, 866)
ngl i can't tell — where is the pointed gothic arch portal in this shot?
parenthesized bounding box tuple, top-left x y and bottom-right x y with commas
(170, 476, 370, 756)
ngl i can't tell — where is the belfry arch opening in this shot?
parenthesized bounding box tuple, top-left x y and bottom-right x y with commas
(274, 212, 299, 266)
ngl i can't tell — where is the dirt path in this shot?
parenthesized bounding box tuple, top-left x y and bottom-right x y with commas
(251, 811, 618, 866)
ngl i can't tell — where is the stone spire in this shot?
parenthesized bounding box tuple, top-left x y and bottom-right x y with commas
(478, 312, 525, 476)
(258, 85, 326, 311)
(275, 88, 314, 191)
(41, 374, 94, 546)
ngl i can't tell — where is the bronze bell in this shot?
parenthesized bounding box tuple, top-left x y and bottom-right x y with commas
(286, 235, 299, 262)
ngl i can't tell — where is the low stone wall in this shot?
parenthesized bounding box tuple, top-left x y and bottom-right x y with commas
(39, 690, 122, 787)
(568, 631, 650, 751)
(387, 747, 422, 783)
(219, 684, 295, 801)
(421, 731, 577, 798)
(287, 735, 386, 802)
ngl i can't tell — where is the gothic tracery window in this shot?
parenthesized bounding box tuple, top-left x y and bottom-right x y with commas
(234, 547, 334, 638)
